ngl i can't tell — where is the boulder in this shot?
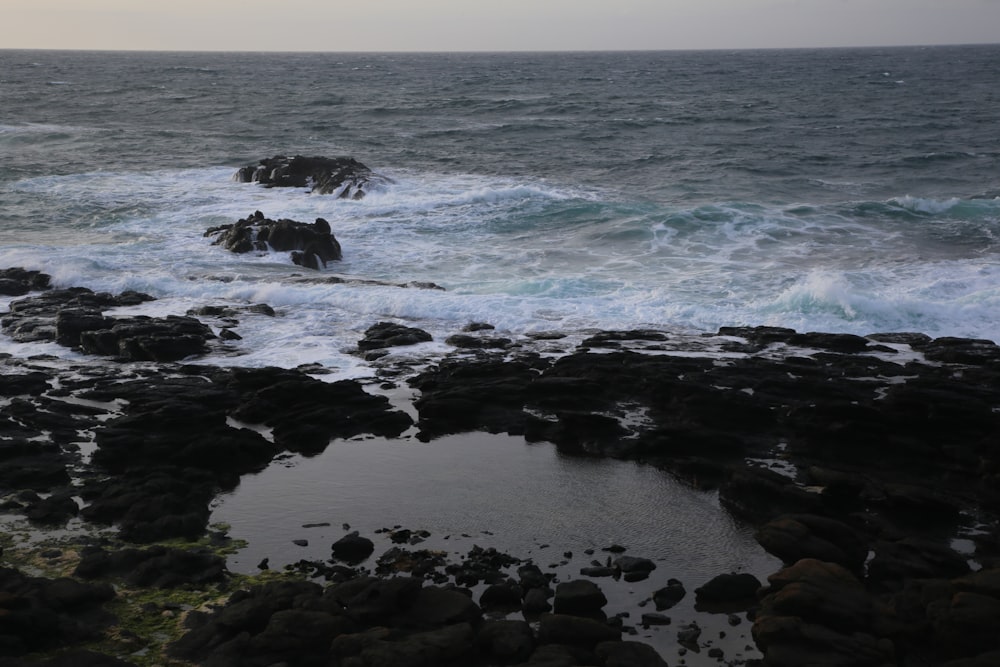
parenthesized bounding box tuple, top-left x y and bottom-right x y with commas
(536, 613, 620, 648)
(753, 559, 897, 666)
(694, 572, 762, 610)
(0, 267, 51, 296)
(205, 211, 342, 269)
(358, 321, 433, 351)
(475, 619, 535, 662)
(596, 640, 669, 667)
(868, 538, 972, 591)
(331, 532, 375, 564)
(653, 579, 687, 610)
(553, 579, 607, 617)
(234, 155, 384, 198)
(755, 514, 869, 572)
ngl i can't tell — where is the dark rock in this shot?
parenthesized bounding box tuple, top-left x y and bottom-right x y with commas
(596, 640, 670, 667)
(695, 572, 762, 610)
(920, 336, 1000, 364)
(868, 538, 972, 591)
(523, 587, 553, 614)
(354, 622, 476, 666)
(580, 566, 616, 578)
(677, 621, 702, 649)
(719, 466, 824, 524)
(788, 331, 872, 353)
(234, 155, 384, 197)
(0, 267, 51, 296)
(168, 579, 327, 662)
(615, 555, 656, 576)
(476, 619, 535, 662)
(753, 559, 897, 667)
(331, 532, 375, 564)
(25, 491, 78, 525)
(358, 321, 433, 351)
(2, 287, 158, 351)
(536, 613, 621, 648)
(206, 211, 342, 269)
(641, 613, 671, 626)
(23, 649, 139, 667)
(553, 579, 607, 617)
(480, 581, 523, 611)
(0, 567, 117, 656)
(755, 514, 869, 572)
(397, 586, 482, 629)
(0, 371, 51, 397)
(326, 576, 422, 625)
(445, 333, 513, 349)
(652, 579, 687, 610)
(79, 315, 215, 361)
(927, 591, 1000, 659)
(74, 545, 226, 588)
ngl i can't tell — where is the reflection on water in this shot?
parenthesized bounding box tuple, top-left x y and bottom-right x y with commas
(212, 432, 768, 576)
(211, 432, 779, 664)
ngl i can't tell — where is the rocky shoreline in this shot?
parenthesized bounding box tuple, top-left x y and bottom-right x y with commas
(2, 266, 1000, 666)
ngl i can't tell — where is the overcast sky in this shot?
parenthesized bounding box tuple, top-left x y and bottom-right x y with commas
(4, 0, 1000, 52)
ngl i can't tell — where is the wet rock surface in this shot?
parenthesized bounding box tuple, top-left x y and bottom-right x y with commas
(0, 285, 218, 362)
(233, 154, 384, 198)
(205, 210, 343, 269)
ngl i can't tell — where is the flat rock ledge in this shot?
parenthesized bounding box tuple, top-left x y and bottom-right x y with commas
(205, 210, 343, 270)
(234, 154, 385, 199)
(1, 285, 216, 362)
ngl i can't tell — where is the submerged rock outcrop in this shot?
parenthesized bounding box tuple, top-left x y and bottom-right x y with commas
(234, 154, 385, 199)
(205, 210, 342, 269)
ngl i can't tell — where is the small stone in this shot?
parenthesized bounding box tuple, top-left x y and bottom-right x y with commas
(641, 613, 671, 626)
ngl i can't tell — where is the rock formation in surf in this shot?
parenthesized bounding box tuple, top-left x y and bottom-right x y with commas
(234, 155, 385, 199)
(205, 211, 342, 269)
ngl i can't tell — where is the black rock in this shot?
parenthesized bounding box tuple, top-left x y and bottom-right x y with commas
(331, 532, 375, 564)
(234, 155, 385, 198)
(695, 572, 762, 609)
(0, 267, 51, 295)
(553, 579, 607, 617)
(206, 211, 342, 269)
(653, 579, 687, 610)
(358, 321, 433, 351)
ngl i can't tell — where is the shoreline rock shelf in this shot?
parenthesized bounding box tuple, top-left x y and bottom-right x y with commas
(2, 269, 1000, 666)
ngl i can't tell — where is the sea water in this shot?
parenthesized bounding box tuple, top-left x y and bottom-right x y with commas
(2, 46, 999, 372)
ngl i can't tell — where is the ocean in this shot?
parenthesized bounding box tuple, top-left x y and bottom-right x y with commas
(2, 46, 999, 374)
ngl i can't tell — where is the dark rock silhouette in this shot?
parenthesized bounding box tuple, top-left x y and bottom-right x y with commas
(205, 211, 342, 269)
(234, 155, 386, 199)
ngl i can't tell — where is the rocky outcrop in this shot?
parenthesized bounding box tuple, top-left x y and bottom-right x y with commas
(358, 321, 433, 353)
(0, 567, 117, 659)
(0, 286, 217, 362)
(233, 155, 384, 199)
(0, 267, 51, 296)
(752, 559, 897, 667)
(167, 573, 626, 667)
(205, 210, 342, 269)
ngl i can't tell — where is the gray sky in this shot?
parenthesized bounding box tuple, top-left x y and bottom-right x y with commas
(4, 0, 1000, 51)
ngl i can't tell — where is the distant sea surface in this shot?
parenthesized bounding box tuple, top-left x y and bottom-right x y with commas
(2, 46, 1000, 371)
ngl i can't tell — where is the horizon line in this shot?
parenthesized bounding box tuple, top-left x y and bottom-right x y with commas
(2, 41, 999, 56)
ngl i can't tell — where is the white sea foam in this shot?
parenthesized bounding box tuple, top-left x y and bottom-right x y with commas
(891, 195, 962, 215)
(3, 164, 1000, 375)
